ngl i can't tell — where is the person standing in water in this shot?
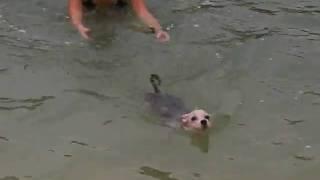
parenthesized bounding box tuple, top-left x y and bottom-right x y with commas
(68, 0, 170, 42)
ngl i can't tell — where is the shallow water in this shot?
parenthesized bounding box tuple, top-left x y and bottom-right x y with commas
(0, 0, 320, 179)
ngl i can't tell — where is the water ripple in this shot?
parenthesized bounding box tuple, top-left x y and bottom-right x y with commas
(139, 166, 179, 180)
(63, 89, 119, 101)
(0, 96, 54, 111)
(249, 5, 280, 15)
(280, 5, 320, 14)
(191, 24, 272, 47)
(277, 28, 320, 41)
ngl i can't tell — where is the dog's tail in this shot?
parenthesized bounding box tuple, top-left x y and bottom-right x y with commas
(150, 74, 161, 94)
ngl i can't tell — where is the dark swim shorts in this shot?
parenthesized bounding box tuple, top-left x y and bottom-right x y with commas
(82, 0, 127, 9)
(82, 0, 96, 9)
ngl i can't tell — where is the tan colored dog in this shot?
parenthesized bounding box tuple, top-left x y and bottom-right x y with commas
(145, 74, 212, 132)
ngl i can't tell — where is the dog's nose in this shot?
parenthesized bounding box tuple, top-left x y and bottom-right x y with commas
(201, 120, 207, 127)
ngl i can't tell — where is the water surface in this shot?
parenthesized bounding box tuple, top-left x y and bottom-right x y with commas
(0, 0, 320, 179)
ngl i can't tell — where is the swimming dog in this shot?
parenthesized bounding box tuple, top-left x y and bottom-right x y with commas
(145, 74, 212, 132)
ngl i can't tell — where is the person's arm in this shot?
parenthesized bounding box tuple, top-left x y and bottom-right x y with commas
(68, 0, 91, 39)
(131, 0, 170, 42)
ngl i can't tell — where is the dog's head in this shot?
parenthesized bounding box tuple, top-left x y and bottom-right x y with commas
(181, 109, 212, 132)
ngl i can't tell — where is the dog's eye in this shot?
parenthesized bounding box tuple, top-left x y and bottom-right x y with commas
(191, 116, 197, 121)
(204, 115, 210, 120)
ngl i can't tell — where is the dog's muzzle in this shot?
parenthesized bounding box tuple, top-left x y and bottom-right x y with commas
(201, 120, 208, 129)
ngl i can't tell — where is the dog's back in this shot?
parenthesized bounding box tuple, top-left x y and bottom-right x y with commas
(145, 74, 212, 131)
(145, 74, 188, 124)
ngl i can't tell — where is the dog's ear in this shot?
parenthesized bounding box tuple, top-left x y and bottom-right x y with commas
(181, 113, 189, 123)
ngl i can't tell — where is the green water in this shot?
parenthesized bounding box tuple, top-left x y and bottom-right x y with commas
(0, 0, 319, 179)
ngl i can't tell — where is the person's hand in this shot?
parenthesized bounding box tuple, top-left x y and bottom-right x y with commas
(76, 24, 91, 40)
(155, 30, 170, 42)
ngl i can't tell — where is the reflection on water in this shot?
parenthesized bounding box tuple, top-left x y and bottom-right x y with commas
(189, 133, 210, 153)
